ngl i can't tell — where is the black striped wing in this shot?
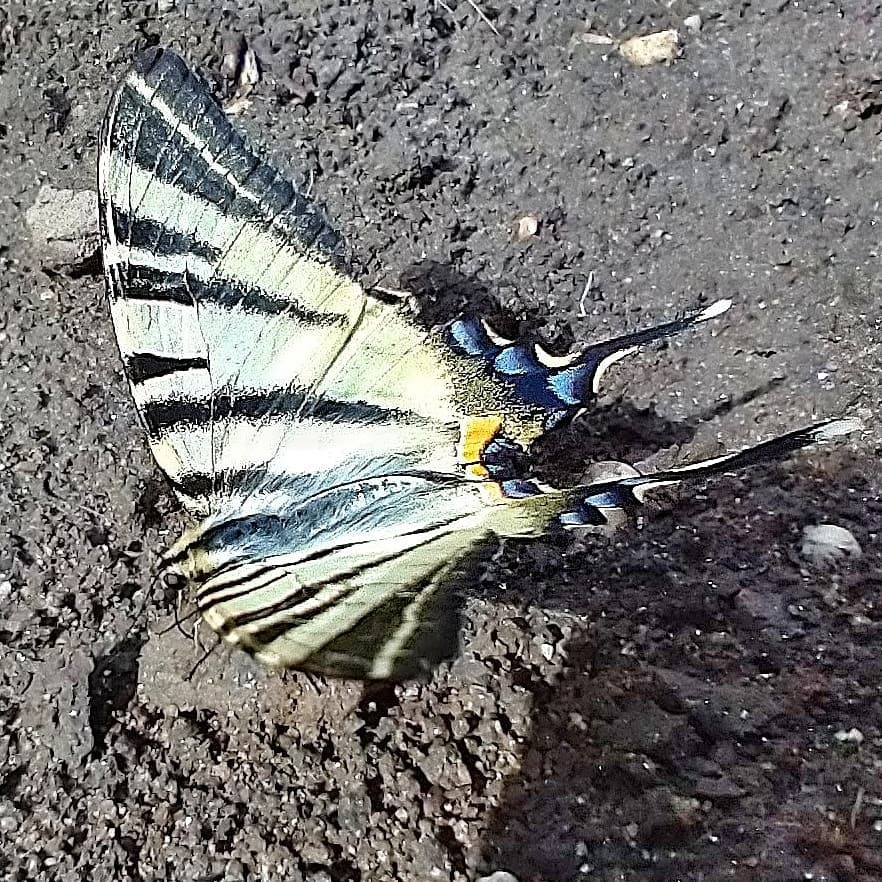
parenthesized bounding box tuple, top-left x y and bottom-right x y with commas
(98, 48, 463, 516)
(175, 475, 504, 680)
(99, 47, 858, 680)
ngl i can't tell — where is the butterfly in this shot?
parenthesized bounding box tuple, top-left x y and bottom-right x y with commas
(97, 47, 858, 679)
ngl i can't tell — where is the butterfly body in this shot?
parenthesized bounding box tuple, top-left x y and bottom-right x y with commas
(99, 48, 857, 679)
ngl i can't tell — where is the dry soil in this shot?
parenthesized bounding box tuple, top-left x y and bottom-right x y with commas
(1, 2, 880, 881)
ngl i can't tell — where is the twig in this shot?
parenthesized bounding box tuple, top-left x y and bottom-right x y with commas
(578, 270, 596, 317)
(851, 785, 865, 830)
(465, 0, 502, 39)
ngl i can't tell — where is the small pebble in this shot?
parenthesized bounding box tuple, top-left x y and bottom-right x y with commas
(801, 524, 862, 566)
(513, 213, 539, 241)
(619, 29, 680, 66)
(834, 727, 864, 745)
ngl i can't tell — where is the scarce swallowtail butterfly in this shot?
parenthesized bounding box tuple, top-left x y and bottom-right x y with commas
(98, 47, 858, 680)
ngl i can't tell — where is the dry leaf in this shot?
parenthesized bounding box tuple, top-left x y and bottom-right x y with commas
(223, 95, 253, 116)
(513, 213, 540, 241)
(220, 36, 262, 112)
(239, 47, 261, 90)
(618, 29, 680, 66)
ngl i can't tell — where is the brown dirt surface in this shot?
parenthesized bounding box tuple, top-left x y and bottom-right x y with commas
(1, 2, 880, 881)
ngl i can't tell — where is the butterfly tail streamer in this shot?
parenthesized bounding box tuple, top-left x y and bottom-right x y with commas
(488, 417, 860, 531)
(551, 298, 733, 404)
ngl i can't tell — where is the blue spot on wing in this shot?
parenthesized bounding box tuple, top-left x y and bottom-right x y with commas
(559, 484, 638, 526)
(581, 488, 627, 507)
(446, 315, 589, 424)
(547, 366, 590, 406)
(447, 300, 732, 434)
(448, 317, 496, 358)
(500, 479, 542, 498)
(493, 345, 542, 376)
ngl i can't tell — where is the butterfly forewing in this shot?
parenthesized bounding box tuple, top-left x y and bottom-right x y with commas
(98, 48, 464, 515)
(192, 476, 497, 679)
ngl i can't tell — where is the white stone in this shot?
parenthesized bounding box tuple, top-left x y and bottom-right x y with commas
(619, 29, 680, 66)
(801, 524, 862, 566)
(834, 727, 864, 744)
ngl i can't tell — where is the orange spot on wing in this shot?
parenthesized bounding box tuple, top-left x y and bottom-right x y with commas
(457, 415, 503, 465)
(465, 463, 490, 480)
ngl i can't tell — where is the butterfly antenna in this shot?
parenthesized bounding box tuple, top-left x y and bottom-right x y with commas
(185, 636, 221, 682)
(153, 601, 202, 637)
(179, 591, 202, 643)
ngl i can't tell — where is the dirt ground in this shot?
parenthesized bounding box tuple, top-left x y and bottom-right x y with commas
(1, 2, 880, 880)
